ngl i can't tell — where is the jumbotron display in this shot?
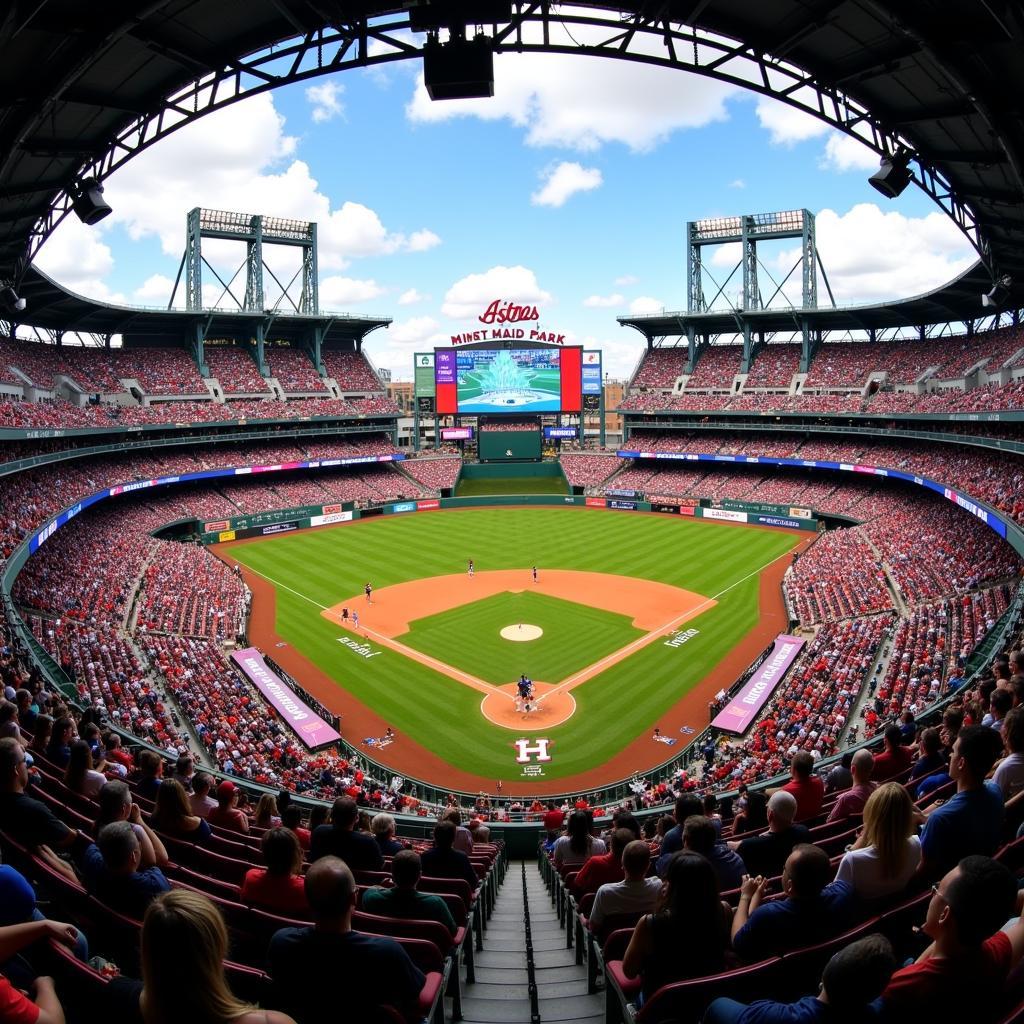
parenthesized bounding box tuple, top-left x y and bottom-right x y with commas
(434, 346, 582, 414)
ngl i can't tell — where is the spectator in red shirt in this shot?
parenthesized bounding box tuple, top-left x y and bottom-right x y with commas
(241, 827, 308, 915)
(873, 725, 915, 781)
(876, 855, 1024, 1021)
(776, 751, 825, 822)
(0, 918, 79, 1024)
(571, 828, 630, 897)
(543, 802, 566, 833)
(206, 780, 250, 834)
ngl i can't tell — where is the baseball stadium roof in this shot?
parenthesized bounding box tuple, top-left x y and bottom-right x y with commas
(1, 1, 1023, 331)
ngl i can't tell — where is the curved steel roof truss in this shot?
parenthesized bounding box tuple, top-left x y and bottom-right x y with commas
(24, 7, 989, 276)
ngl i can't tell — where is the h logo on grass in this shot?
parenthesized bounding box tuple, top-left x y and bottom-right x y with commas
(515, 738, 552, 763)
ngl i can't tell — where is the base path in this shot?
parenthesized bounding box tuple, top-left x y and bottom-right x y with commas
(321, 569, 712, 731)
(322, 569, 708, 636)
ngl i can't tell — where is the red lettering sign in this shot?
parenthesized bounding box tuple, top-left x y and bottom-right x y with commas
(479, 300, 540, 325)
(417, 499, 440, 511)
(585, 497, 606, 508)
(204, 520, 230, 532)
(322, 504, 343, 516)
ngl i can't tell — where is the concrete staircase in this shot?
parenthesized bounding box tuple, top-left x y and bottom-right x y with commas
(459, 863, 603, 1024)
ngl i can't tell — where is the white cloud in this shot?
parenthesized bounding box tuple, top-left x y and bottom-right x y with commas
(133, 274, 175, 304)
(629, 296, 664, 315)
(398, 288, 429, 306)
(583, 293, 625, 308)
(406, 229, 441, 252)
(407, 34, 736, 152)
(442, 265, 552, 320)
(306, 80, 345, 123)
(821, 132, 880, 172)
(389, 316, 440, 344)
(319, 276, 386, 306)
(37, 93, 442, 300)
(754, 96, 829, 146)
(531, 162, 603, 207)
(615, 274, 639, 287)
(728, 178, 746, 189)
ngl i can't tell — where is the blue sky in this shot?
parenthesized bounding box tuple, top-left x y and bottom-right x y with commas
(34, 41, 977, 380)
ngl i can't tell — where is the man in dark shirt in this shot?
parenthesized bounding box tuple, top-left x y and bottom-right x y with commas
(730, 791, 809, 878)
(309, 796, 384, 871)
(269, 856, 426, 1023)
(731, 844, 856, 962)
(362, 850, 456, 933)
(0, 737, 73, 851)
(654, 793, 703, 877)
(81, 821, 170, 920)
(420, 820, 478, 892)
(683, 815, 744, 892)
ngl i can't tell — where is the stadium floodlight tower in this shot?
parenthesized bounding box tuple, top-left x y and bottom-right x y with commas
(686, 209, 833, 372)
(170, 208, 320, 374)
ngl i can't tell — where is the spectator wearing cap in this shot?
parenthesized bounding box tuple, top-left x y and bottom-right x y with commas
(362, 850, 456, 934)
(310, 796, 383, 871)
(871, 726, 914, 782)
(206, 780, 250, 835)
(731, 844, 856, 962)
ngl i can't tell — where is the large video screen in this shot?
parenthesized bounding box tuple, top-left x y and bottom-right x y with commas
(434, 347, 581, 414)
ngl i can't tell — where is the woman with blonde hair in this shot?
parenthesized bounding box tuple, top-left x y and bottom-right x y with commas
(140, 889, 295, 1024)
(835, 782, 922, 900)
(253, 793, 281, 830)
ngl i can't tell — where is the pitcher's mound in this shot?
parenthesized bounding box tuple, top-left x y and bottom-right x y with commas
(500, 624, 543, 641)
(480, 681, 575, 731)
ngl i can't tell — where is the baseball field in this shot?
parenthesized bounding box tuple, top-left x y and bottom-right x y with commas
(218, 507, 802, 792)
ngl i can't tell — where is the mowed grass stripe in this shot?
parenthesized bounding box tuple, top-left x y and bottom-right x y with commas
(231, 508, 797, 780)
(400, 591, 644, 684)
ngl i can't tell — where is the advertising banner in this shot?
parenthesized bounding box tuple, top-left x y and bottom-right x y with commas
(417, 499, 440, 511)
(322, 504, 344, 516)
(651, 503, 679, 514)
(230, 648, 342, 749)
(544, 426, 578, 439)
(309, 511, 354, 528)
(755, 515, 804, 529)
(703, 507, 748, 523)
(712, 634, 805, 734)
(680, 506, 696, 516)
(261, 521, 298, 536)
(789, 507, 812, 520)
(585, 497, 606, 508)
(608, 500, 637, 510)
(204, 520, 230, 533)
(441, 427, 474, 440)
(606, 488, 639, 499)
(390, 502, 416, 514)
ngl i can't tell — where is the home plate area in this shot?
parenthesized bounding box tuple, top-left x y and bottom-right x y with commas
(500, 623, 543, 641)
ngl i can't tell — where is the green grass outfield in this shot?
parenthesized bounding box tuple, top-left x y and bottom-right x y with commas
(455, 475, 568, 496)
(229, 508, 798, 782)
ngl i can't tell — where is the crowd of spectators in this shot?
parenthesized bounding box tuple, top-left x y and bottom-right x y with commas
(558, 453, 620, 488)
(204, 347, 272, 394)
(322, 351, 385, 392)
(742, 343, 801, 389)
(629, 347, 688, 388)
(683, 345, 743, 390)
(265, 349, 328, 393)
(478, 420, 537, 432)
(399, 457, 461, 491)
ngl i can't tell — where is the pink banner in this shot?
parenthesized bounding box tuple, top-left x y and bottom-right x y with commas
(230, 647, 342, 749)
(711, 634, 805, 735)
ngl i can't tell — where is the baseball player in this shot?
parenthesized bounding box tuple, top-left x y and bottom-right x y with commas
(532, 565, 538, 583)
(352, 610, 360, 632)
(468, 559, 474, 578)
(364, 582, 373, 603)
